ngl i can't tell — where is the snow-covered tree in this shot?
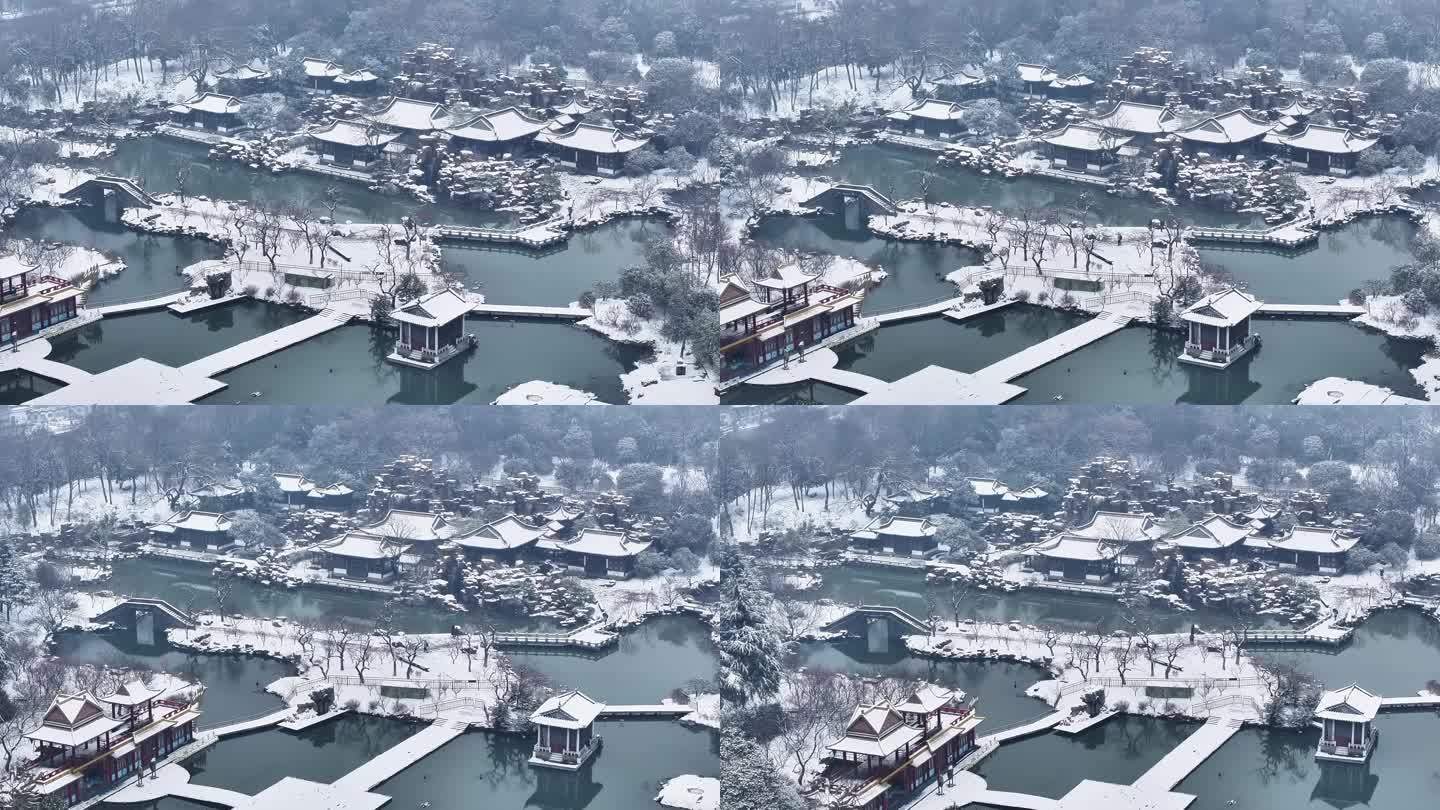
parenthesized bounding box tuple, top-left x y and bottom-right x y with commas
(716, 548, 784, 706)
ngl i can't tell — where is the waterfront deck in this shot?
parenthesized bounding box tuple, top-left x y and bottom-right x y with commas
(331, 720, 467, 791)
(29, 358, 227, 405)
(850, 365, 1027, 405)
(972, 312, 1131, 382)
(978, 710, 1068, 745)
(1255, 303, 1365, 317)
(873, 295, 967, 324)
(1186, 220, 1317, 249)
(179, 308, 352, 378)
(203, 707, 292, 738)
(92, 290, 191, 315)
(1131, 716, 1243, 792)
(597, 704, 693, 718)
(10, 357, 92, 385)
(1379, 695, 1440, 711)
(470, 303, 593, 320)
(435, 220, 568, 248)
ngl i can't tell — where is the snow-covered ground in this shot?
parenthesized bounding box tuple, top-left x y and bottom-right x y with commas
(656, 774, 719, 810)
(23, 57, 197, 112)
(725, 482, 872, 544)
(742, 64, 913, 119)
(0, 475, 173, 533)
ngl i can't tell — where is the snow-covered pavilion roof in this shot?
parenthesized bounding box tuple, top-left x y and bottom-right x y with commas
(389, 287, 472, 328)
(1018, 63, 1059, 83)
(309, 483, 354, 497)
(26, 693, 123, 748)
(172, 93, 242, 115)
(215, 64, 272, 81)
(335, 69, 380, 85)
(828, 704, 921, 758)
(274, 473, 314, 493)
(1088, 101, 1180, 134)
(155, 510, 230, 534)
(361, 509, 458, 542)
(103, 680, 163, 707)
(895, 684, 966, 715)
(368, 97, 452, 132)
(552, 99, 594, 116)
(0, 255, 37, 281)
(320, 531, 407, 560)
(852, 515, 936, 540)
(1273, 99, 1317, 118)
(753, 264, 820, 291)
(540, 502, 584, 522)
(1039, 123, 1132, 152)
(1176, 109, 1274, 144)
(1028, 533, 1119, 562)
(1265, 123, 1378, 155)
(455, 515, 547, 550)
(1271, 525, 1358, 554)
(1169, 515, 1252, 550)
(1004, 485, 1049, 500)
(1069, 510, 1163, 542)
(1316, 684, 1381, 722)
(536, 123, 649, 154)
(899, 99, 964, 121)
(1181, 288, 1263, 328)
(719, 294, 770, 326)
(560, 528, 652, 558)
(301, 57, 344, 79)
(1048, 73, 1094, 89)
(531, 690, 605, 729)
(932, 69, 988, 87)
(445, 107, 548, 143)
(966, 477, 1010, 497)
(308, 118, 402, 148)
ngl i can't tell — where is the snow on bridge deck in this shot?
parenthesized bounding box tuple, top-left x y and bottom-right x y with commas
(168, 782, 253, 807)
(873, 296, 967, 324)
(470, 303, 593, 319)
(180, 309, 352, 378)
(805, 366, 885, 394)
(978, 710, 1068, 745)
(1131, 716, 1243, 793)
(9, 357, 92, 385)
(331, 720, 466, 792)
(1380, 695, 1440, 711)
(1256, 303, 1366, 317)
(30, 358, 226, 405)
(92, 291, 191, 315)
(972, 313, 1130, 382)
(598, 704, 693, 718)
(203, 707, 292, 738)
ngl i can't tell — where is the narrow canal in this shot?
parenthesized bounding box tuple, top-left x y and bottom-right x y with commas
(194, 321, 648, 405)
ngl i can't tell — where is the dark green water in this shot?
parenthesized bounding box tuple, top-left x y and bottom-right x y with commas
(187, 713, 420, 792)
(792, 640, 1051, 730)
(719, 380, 859, 405)
(818, 144, 1265, 227)
(0, 370, 62, 404)
(748, 215, 981, 311)
(52, 630, 291, 727)
(834, 307, 1093, 382)
(46, 300, 310, 374)
(1178, 716, 1440, 809)
(1257, 608, 1440, 697)
(92, 557, 547, 633)
(443, 219, 664, 305)
(507, 615, 717, 705)
(8, 206, 225, 306)
(1199, 216, 1418, 304)
(1011, 321, 1429, 404)
(373, 721, 719, 810)
(197, 321, 648, 405)
(974, 715, 1197, 798)
(97, 139, 506, 227)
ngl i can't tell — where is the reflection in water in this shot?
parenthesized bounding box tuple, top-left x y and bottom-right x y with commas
(184, 714, 420, 792)
(0, 370, 63, 404)
(975, 715, 1197, 798)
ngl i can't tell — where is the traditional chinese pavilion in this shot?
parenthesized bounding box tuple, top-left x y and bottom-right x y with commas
(387, 287, 476, 370)
(1, 260, 85, 348)
(529, 690, 605, 770)
(718, 271, 865, 383)
(1315, 684, 1380, 762)
(1178, 287, 1263, 369)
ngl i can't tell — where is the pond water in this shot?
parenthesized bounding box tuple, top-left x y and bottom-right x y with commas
(196, 321, 648, 405)
(815, 144, 1265, 228)
(1199, 216, 1418, 304)
(974, 715, 1197, 799)
(0, 370, 62, 404)
(8, 206, 225, 306)
(46, 300, 310, 374)
(443, 218, 663, 305)
(1011, 321, 1429, 404)
(792, 640, 1051, 730)
(52, 630, 291, 727)
(720, 379, 859, 405)
(833, 307, 1093, 383)
(96, 139, 506, 227)
(91, 557, 549, 633)
(373, 721, 719, 810)
(186, 713, 420, 793)
(508, 615, 717, 705)
(748, 215, 981, 311)
(1177, 714, 1440, 809)
(1256, 608, 1440, 696)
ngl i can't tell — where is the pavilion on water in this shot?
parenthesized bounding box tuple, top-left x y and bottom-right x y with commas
(1178, 287, 1262, 369)
(1315, 684, 1380, 763)
(386, 287, 477, 370)
(529, 690, 605, 770)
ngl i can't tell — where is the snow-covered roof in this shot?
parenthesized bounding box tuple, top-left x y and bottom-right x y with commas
(536, 122, 649, 154)
(174, 93, 242, 115)
(274, 473, 314, 493)
(753, 265, 820, 291)
(560, 528, 652, 558)
(1029, 533, 1120, 562)
(1088, 101, 1179, 134)
(320, 531, 407, 560)
(932, 69, 987, 87)
(1018, 63, 1059, 83)
(1169, 515, 1251, 550)
(1181, 287, 1263, 328)
(455, 515, 547, 550)
(103, 680, 163, 707)
(362, 509, 457, 542)
(1176, 109, 1274, 144)
(531, 690, 605, 729)
(216, 64, 272, 81)
(1040, 123, 1132, 152)
(335, 69, 380, 84)
(0, 255, 37, 281)
(1048, 73, 1094, 89)
(301, 58, 344, 79)
(1266, 123, 1378, 155)
(828, 704, 921, 758)
(900, 99, 964, 121)
(368, 97, 452, 132)
(1007, 485, 1049, 500)
(1271, 525, 1358, 554)
(719, 294, 770, 326)
(967, 478, 1010, 497)
(389, 287, 472, 328)
(27, 693, 123, 747)
(1070, 511, 1163, 542)
(1242, 503, 1279, 520)
(156, 510, 230, 534)
(1316, 684, 1381, 722)
(541, 502, 584, 522)
(308, 118, 402, 148)
(445, 107, 548, 143)
(1273, 100, 1317, 118)
(853, 515, 936, 540)
(309, 483, 353, 497)
(552, 99, 593, 116)
(895, 684, 966, 715)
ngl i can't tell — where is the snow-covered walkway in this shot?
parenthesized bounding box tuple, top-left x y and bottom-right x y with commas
(205, 707, 292, 738)
(972, 313, 1130, 382)
(330, 721, 466, 792)
(1131, 716, 1243, 793)
(179, 309, 351, 377)
(873, 296, 967, 324)
(470, 303, 592, 319)
(92, 291, 190, 315)
(978, 710, 1068, 745)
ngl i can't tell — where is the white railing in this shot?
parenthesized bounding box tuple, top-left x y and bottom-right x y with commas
(531, 737, 601, 765)
(1184, 334, 1259, 362)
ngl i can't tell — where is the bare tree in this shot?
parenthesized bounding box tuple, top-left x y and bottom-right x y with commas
(1156, 636, 1190, 678)
(351, 632, 377, 684)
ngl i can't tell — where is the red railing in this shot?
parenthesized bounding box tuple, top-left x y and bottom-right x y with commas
(723, 284, 857, 342)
